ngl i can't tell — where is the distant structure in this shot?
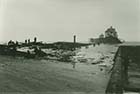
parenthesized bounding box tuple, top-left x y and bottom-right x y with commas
(105, 26, 118, 38)
(89, 38, 94, 43)
(89, 26, 122, 44)
(99, 34, 104, 39)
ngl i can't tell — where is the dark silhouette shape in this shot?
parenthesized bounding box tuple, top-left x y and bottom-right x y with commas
(16, 41, 19, 46)
(28, 39, 30, 44)
(8, 40, 17, 56)
(34, 37, 37, 43)
(25, 40, 27, 44)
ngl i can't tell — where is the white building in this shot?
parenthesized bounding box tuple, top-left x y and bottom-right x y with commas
(105, 26, 118, 38)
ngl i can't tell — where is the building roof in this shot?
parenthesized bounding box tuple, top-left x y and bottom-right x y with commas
(105, 26, 116, 33)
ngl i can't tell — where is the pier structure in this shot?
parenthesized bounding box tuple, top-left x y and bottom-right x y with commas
(106, 42, 140, 94)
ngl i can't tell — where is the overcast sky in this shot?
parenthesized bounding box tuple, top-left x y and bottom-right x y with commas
(0, 0, 140, 42)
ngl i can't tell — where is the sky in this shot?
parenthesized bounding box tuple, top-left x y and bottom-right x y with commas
(0, 0, 140, 43)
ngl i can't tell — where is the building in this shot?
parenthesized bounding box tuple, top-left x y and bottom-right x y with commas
(89, 26, 121, 44)
(105, 26, 118, 38)
(99, 34, 104, 39)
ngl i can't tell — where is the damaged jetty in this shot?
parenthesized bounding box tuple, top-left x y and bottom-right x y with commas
(0, 37, 89, 62)
(106, 42, 140, 94)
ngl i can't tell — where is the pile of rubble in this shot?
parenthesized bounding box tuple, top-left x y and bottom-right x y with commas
(42, 49, 76, 62)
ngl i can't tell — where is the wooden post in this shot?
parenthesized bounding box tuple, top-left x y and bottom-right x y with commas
(73, 35, 76, 69)
(74, 35, 76, 43)
(34, 37, 37, 43)
(74, 35, 76, 50)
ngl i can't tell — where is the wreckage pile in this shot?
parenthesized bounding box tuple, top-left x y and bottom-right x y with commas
(0, 38, 118, 67)
(0, 39, 90, 62)
(16, 44, 118, 65)
(73, 45, 118, 66)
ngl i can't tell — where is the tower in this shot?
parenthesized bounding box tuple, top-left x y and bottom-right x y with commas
(105, 26, 118, 38)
